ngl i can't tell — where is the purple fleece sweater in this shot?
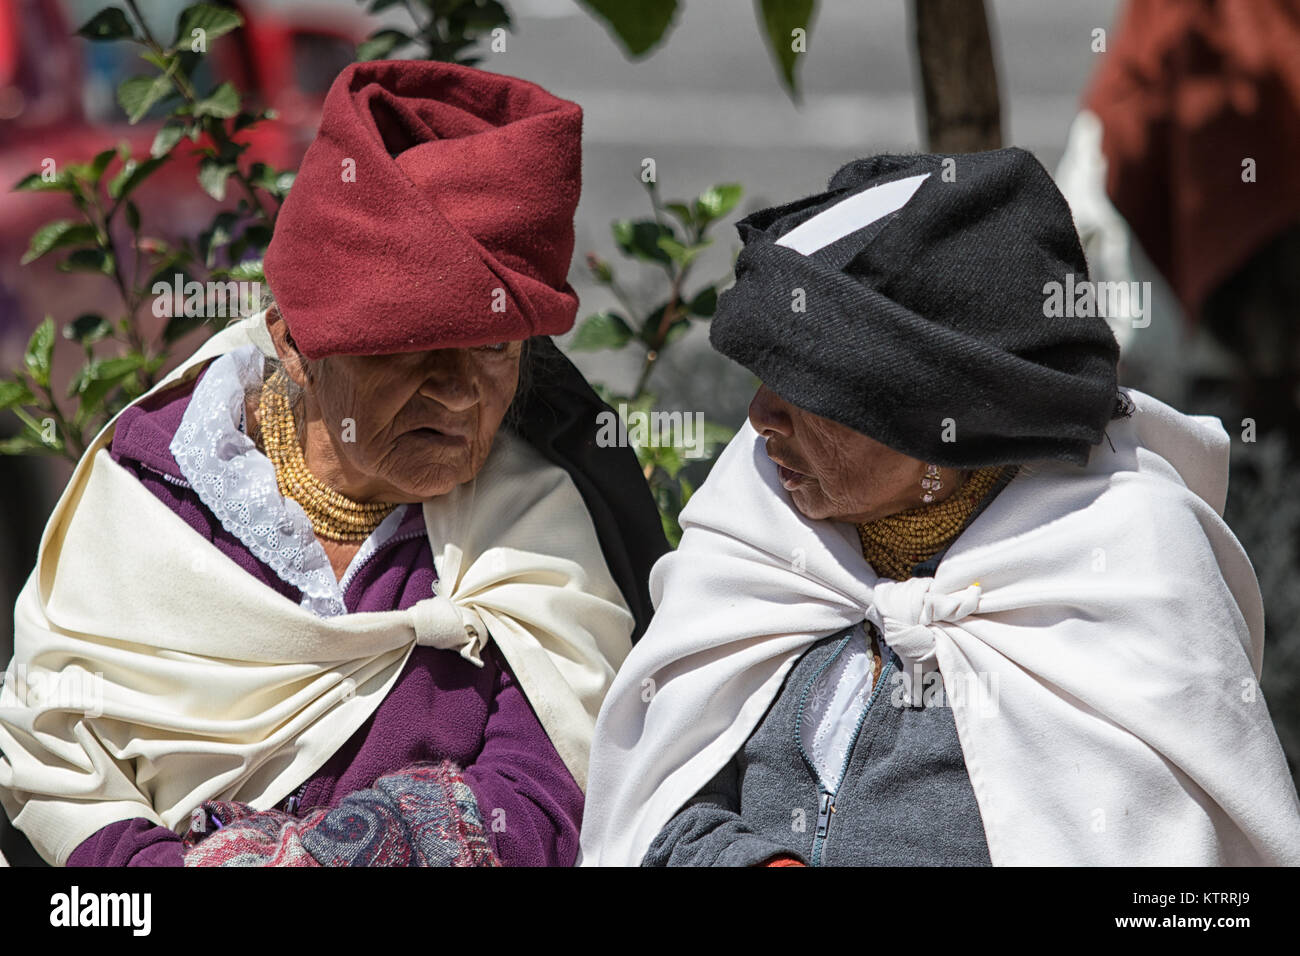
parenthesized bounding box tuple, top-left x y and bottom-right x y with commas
(65, 365, 583, 867)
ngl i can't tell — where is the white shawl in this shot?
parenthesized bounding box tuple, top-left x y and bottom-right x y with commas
(0, 311, 634, 865)
(578, 387, 1300, 866)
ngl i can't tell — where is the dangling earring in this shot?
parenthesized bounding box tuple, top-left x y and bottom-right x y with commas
(920, 463, 942, 503)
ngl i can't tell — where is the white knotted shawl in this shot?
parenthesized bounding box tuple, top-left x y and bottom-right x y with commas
(0, 311, 634, 865)
(578, 387, 1300, 866)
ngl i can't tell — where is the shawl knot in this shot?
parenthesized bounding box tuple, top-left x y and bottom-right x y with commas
(409, 595, 488, 666)
(868, 578, 983, 667)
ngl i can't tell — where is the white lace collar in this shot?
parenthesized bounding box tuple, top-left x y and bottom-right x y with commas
(169, 344, 413, 617)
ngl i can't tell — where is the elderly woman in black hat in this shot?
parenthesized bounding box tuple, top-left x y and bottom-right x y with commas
(578, 148, 1300, 867)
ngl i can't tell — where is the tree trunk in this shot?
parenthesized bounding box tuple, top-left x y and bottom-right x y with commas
(913, 0, 1003, 152)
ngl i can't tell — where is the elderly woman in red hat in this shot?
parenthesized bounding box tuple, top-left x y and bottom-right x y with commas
(0, 60, 666, 867)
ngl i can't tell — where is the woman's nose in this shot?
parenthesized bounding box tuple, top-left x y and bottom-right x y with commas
(417, 350, 479, 412)
(748, 384, 794, 438)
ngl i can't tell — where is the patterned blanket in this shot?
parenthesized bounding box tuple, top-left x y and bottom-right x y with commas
(183, 761, 500, 867)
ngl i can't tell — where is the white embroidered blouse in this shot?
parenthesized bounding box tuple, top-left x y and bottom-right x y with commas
(168, 343, 416, 618)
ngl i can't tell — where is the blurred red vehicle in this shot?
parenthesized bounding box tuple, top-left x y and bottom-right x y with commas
(0, 0, 370, 354)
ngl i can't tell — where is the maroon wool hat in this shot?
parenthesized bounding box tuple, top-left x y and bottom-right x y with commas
(262, 59, 583, 358)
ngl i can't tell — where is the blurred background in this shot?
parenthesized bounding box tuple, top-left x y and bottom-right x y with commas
(1, 0, 1297, 864)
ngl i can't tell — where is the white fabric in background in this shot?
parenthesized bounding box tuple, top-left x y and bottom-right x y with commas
(578, 388, 1300, 866)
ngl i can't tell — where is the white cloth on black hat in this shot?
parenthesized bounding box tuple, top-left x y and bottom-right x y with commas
(710, 147, 1123, 467)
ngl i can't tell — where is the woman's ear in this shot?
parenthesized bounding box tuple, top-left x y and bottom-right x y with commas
(266, 304, 312, 387)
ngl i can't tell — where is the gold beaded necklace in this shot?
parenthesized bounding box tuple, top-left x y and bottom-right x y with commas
(856, 465, 1007, 580)
(257, 367, 396, 542)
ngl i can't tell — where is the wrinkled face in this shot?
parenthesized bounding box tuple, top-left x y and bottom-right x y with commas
(269, 307, 522, 501)
(310, 345, 523, 499)
(748, 383, 929, 524)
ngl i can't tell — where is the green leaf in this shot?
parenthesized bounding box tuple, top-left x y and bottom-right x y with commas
(71, 354, 148, 413)
(0, 379, 35, 410)
(453, 0, 512, 32)
(163, 312, 208, 344)
(248, 162, 293, 198)
(664, 201, 695, 230)
(694, 183, 742, 223)
(125, 199, 140, 232)
(640, 300, 681, 346)
(89, 148, 118, 185)
(757, 0, 815, 97)
(621, 390, 658, 418)
(662, 315, 692, 347)
(647, 442, 685, 479)
(144, 252, 191, 290)
(660, 512, 682, 548)
(612, 219, 674, 265)
(57, 248, 115, 275)
(198, 157, 237, 201)
(193, 81, 240, 119)
(13, 170, 76, 193)
(234, 224, 273, 257)
(117, 73, 174, 124)
(570, 312, 633, 351)
(151, 121, 188, 158)
(574, 0, 679, 57)
(173, 3, 244, 52)
(0, 430, 63, 456)
(21, 220, 99, 265)
(139, 49, 175, 72)
(75, 7, 136, 42)
(107, 155, 167, 200)
(656, 235, 710, 267)
(247, 161, 272, 189)
(679, 474, 695, 506)
(24, 317, 55, 388)
(356, 29, 412, 61)
(199, 210, 240, 267)
(687, 284, 718, 317)
(231, 109, 261, 133)
(225, 258, 263, 282)
(60, 162, 98, 189)
(63, 313, 113, 346)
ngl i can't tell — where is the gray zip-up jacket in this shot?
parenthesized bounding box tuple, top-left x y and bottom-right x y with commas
(641, 465, 1019, 867)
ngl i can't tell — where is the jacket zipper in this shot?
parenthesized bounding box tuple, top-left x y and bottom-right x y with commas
(282, 781, 309, 815)
(796, 621, 893, 866)
(134, 460, 192, 488)
(280, 523, 432, 814)
(336, 524, 429, 599)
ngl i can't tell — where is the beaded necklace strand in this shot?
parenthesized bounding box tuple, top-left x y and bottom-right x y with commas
(257, 367, 397, 542)
(856, 465, 1007, 580)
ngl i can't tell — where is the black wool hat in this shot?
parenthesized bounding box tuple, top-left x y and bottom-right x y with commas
(709, 147, 1123, 467)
